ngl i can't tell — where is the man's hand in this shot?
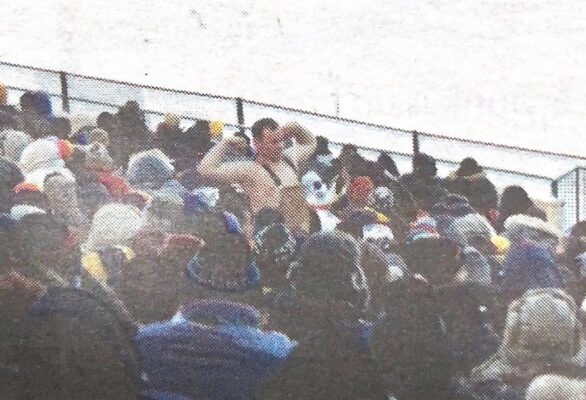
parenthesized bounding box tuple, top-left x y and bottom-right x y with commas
(224, 135, 249, 152)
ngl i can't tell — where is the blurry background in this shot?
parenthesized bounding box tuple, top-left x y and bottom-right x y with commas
(1, 0, 585, 156)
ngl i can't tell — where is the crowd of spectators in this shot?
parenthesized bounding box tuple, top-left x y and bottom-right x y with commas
(1, 83, 586, 400)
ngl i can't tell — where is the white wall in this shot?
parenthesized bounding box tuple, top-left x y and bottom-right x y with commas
(1, 0, 586, 159)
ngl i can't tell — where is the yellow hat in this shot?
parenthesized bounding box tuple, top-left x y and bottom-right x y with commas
(209, 120, 224, 138)
(491, 235, 510, 255)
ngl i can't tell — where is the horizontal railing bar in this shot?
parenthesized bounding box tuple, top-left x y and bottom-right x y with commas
(3, 60, 585, 163)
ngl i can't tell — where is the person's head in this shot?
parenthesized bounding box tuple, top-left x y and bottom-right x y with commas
(500, 242, 562, 302)
(83, 203, 142, 252)
(443, 213, 497, 255)
(31, 91, 53, 120)
(126, 149, 175, 191)
(347, 176, 374, 208)
(287, 230, 370, 319)
(471, 289, 582, 383)
(19, 91, 35, 112)
(84, 142, 115, 172)
(97, 111, 117, 132)
(16, 212, 72, 268)
(251, 118, 282, 162)
(564, 221, 586, 261)
(253, 222, 297, 288)
(526, 375, 586, 400)
(0, 159, 24, 213)
(51, 116, 71, 139)
(43, 172, 79, 213)
(412, 153, 437, 178)
(456, 157, 483, 177)
(500, 185, 533, 215)
(140, 189, 184, 234)
(87, 128, 110, 147)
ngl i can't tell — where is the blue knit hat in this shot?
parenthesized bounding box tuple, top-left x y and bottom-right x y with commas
(501, 242, 562, 294)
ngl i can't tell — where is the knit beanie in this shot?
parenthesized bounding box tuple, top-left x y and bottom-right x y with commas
(472, 289, 582, 382)
(0, 129, 33, 164)
(83, 204, 142, 252)
(347, 176, 374, 207)
(526, 375, 586, 400)
(31, 91, 53, 120)
(405, 216, 440, 243)
(126, 149, 175, 191)
(431, 193, 476, 232)
(443, 213, 496, 246)
(501, 241, 562, 294)
(19, 137, 73, 175)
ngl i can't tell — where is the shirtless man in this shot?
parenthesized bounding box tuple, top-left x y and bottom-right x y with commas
(197, 118, 317, 215)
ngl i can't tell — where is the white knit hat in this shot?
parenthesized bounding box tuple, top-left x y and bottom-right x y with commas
(83, 203, 142, 252)
(18, 137, 72, 175)
(526, 375, 586, 400)
(24, 166, 76, 191)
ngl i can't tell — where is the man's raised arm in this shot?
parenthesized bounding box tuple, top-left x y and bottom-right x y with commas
(197, 136, 253, 185)
(280, 122, 317, 169)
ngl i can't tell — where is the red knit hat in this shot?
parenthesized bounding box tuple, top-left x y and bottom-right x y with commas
(347, 176, 374, 206)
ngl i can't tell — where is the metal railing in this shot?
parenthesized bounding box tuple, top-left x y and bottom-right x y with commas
(1, 60, 585, 229)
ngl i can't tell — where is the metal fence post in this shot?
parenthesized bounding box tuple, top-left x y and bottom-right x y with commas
(60, 71, 70, 113)
(236, 97, 245, 135)
(577, 168, 581, 224)
(412, 130, 420, 155)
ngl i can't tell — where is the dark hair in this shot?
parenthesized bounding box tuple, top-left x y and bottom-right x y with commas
(377, 153, 399, 177)
(250, 118, 278, 140)
(457, 157, 482, 177)
(19, 91, 35, 111)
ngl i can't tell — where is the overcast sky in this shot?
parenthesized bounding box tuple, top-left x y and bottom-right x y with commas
(1, 0, 585, 157)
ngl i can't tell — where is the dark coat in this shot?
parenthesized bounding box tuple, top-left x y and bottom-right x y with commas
(444, 171, 498, 215)
(256, 324, 386, 400)
(14, 286, 140, 400)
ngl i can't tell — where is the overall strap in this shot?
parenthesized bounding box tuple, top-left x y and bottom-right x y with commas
(259, 156, 298, 187)
(261, 164, 282, 187)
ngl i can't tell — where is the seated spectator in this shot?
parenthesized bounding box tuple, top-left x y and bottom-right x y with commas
(444, 157, 498, 217)
(256, 231, 387, 400)
(456, 289, 585, 399)
(19, 91, 53, 139)
(43, 172, 90, 243)
(400, 153, 449, 212)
